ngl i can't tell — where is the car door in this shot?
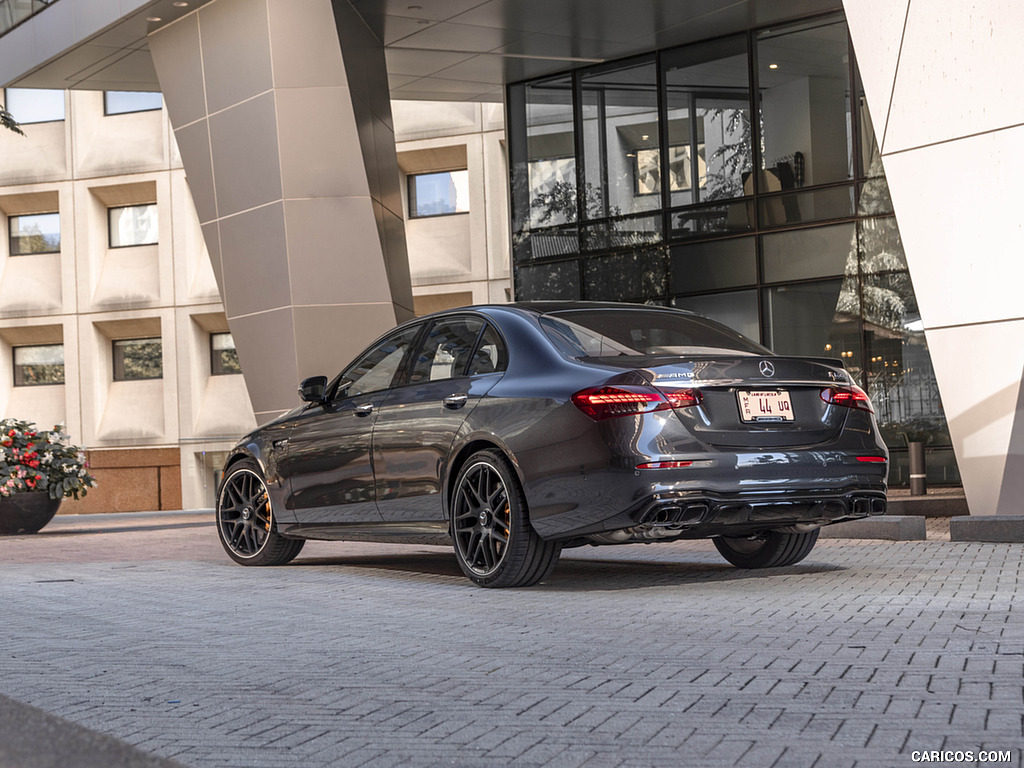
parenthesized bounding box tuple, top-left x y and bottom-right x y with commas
(372, 316, 507, 524)
(281, 324, 422, 528)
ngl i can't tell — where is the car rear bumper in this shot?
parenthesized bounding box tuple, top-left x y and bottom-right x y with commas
(533, 484, 887, 540)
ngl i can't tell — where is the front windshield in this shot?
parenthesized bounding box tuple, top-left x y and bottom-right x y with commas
(540, 309, 769, 358)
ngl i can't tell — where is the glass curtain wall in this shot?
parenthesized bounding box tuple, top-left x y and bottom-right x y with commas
(507, 11, 957, 485)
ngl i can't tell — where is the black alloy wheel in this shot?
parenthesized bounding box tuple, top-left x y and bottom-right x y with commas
(713, 529, 819, 569)
(216, 459, 304, 566)
(450, 449, 560, 588)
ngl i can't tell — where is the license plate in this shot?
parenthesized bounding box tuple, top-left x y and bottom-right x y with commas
(737, 390, 795, 422)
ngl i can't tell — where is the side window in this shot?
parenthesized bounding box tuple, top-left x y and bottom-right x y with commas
(467, 324, 508, 376)
(335, 325, 420, 401)
(408, 317, 485, 384)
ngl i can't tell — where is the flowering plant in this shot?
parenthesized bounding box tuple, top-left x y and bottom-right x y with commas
(0, 418, 97, 500)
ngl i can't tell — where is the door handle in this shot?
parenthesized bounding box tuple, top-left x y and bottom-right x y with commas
(443, 393, 468, 409)
(354, 402, 374, 416)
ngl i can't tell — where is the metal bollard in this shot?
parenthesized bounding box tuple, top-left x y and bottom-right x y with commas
(908, 441, 926, 496)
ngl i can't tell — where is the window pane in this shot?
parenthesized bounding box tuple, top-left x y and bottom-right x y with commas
(762, 280, 861, 376)
(672, 290, 760, 342)
(338, 326, 420, 399)
(467, 324, 507, 376)
(664, 35, 751, 207)
(109, 204, 158, 247)
(113, 338, 163, 380)
(13, 344, 64, 386)
(580, 211, 661, 252)
(509, 76, 578, 263)
(541, 307, 766, 358)
(10, 212, 60, 255)
(584, 248, 667, 302)
(757, 18, 852, 189)
(408, 170, 469, 217)
(514, 260, 581, 301)
(580, 60, 660, 219)
(758, 184, 855, 227)
(670, 236, 756, 293)
(670, 199, 752, 239)
(761, 222, 853, 283)
(4, 88, 64, 124)
(104, 91, 163, 115)
(408, 317, 484, 384)
(210, 332, 241, 376)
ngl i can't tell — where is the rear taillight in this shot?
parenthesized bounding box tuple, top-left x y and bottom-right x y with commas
(571, 386, 702, 421)
(821, 385, 873, 412)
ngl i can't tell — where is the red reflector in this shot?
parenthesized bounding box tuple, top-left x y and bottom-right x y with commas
(571, 386, 701, 421)
(636, 460, 694, 469)
(820, 385, 874, 412)
(856, 456, 887, 463)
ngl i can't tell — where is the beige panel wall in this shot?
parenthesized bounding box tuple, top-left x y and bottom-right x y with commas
(845, 0, 1024, 515)
(0, 90, 258, 510)
(394, 100, 510, 310)
(149, 0, 414, 424)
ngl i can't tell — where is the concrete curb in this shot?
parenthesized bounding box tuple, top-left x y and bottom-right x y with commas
(950, 515, 1024, 543)
(819, 515, 927, 540)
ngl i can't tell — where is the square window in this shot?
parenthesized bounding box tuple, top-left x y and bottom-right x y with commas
(13, 344, 64, 386)
(408, 170, 469, 218)
(113, 338, 162, 380)
(9, 212, 60, 255)
(104, 91, 163, 115)
(210, 332, 241, 375)
(109, 204, 158, 248)
(4, 88, 64, 124)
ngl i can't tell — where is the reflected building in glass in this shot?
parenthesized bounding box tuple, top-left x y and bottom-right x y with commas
(508, 12, 955, 485)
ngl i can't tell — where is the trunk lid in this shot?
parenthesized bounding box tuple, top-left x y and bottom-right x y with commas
(592, 354, 854, 448)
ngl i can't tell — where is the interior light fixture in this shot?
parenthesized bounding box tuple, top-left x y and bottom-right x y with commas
(641, 134, 649, 141)
(172, 1, 189, 6)
(769, 63, 779, 69)
(146, 16, 162, 21)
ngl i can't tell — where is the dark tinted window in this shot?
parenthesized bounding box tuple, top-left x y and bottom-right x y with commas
(408, 317, 484, 384)
(210, 332, 240, 375)
(336, 325, 420, 400)
(13, 344, 64, 386)
(113, 338, 162, 380)
(541, 309, 767, 358)
(467, 324, 508, 376)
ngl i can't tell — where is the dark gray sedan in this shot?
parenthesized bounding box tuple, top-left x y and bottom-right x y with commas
(216, 302, 888, 587)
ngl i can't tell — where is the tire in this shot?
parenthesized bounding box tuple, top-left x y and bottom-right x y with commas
(450, 449, 561, 588)
(714, 529, 819, 569)
(216, 459, 304, 566)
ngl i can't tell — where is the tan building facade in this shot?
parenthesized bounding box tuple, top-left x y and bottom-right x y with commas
(0, 89, 509, 511)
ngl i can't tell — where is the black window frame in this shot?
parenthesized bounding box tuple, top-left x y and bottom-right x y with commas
(103, 91, 164, 116)
(9, 211, 60, 256)
(209, 332, 241, 376)
(112, 337, 163, 381)
(108, 203, 159, 249)
(12, 343, 65, 387)
(407, 169, 470, 219)
(4, 87, 65, 125)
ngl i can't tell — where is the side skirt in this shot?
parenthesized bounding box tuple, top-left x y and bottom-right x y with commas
(277, 520, 451, 547)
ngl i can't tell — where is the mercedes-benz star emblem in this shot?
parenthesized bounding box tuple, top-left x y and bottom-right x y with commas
(759, 360, 776, 377)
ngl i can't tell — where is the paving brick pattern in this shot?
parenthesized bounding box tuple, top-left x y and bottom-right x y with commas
(0, 519, 1021, 767)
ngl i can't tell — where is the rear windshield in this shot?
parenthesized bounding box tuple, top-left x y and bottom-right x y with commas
(540, 309, 768, 358)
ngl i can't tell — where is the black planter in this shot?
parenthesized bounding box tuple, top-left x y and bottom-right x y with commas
(0, 493, 62, 535)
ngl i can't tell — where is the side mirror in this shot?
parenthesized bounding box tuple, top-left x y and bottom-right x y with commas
(298, 375, 328, 404)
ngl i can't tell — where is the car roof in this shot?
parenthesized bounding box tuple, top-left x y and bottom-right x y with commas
(415, 301, 691, 319)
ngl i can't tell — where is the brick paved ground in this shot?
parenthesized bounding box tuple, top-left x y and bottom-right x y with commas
(0, 513, 1021, 768)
